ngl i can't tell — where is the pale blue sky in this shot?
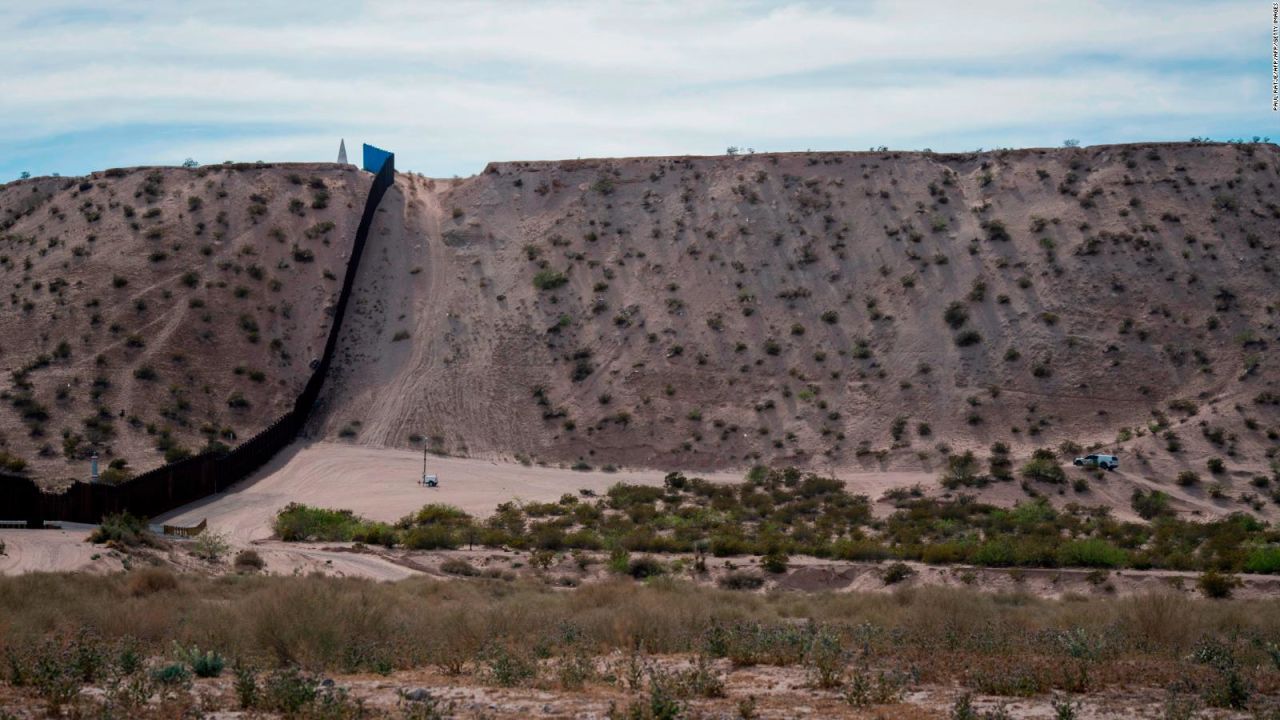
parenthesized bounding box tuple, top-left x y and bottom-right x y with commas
(1, 1, 1276, 180)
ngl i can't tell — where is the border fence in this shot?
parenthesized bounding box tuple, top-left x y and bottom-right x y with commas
(0, 153, 395, 526)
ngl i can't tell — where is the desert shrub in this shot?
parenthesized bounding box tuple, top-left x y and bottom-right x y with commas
(234, 664, 258, 709)
(273, 503, 365, 542)
(233, 549, 264, 572)
(260, 666, 318, 712)
(1131, 489, 1172, 520)
(151, 662, 192, 686)
(843, 663, 908, 707)
(718, 572, 764, 590)
(628, 556, 666, 579)
(760, 549, 789, 574)
(89, 511, 154, 547)
(480, 642, 536, 687)
(940, 451, 985, 488)
(955, 330, 983, 347)
(1177, 471, 1200, 486)
(175, 644, 225, 678)
(403, 525, 460, 550)
(943, 301, 969, 329)
(0, 449, 29, 473)
(1056, 539, 1127, 568)
(1191, 639, 1252, 708)
(533, 269, 568, 290)
(702, 621, 810, 667)
(1207, 457, 1225, 474)
(191, 530, 230, 561)
(441, 558, 480, 576)
(352, 522, 399, 548)
(1243, 547, 1280, 574)
(881, 562, 914, 584)
(1197, 570, 1240, 599)
(801, 628, 846, 689)
(1021, 450, 1066, 483)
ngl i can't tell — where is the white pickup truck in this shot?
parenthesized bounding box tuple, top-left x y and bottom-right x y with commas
(1073, 454, 1119, 471)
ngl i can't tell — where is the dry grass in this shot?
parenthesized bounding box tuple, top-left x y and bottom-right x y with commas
(1, 573, 1277, 678)
(0, 573, 1277, 716)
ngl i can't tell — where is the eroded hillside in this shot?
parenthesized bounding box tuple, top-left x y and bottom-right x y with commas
(316, 143, 1279, 495)
(0, 163, 367, 486)
(5, 144, 1280, 510)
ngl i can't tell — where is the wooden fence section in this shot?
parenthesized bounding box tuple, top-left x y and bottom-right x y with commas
(162, 518, 207, 538)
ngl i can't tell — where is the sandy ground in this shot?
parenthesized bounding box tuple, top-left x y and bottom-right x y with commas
(0, 524, 121, 575)
(153, 441, 755, 543)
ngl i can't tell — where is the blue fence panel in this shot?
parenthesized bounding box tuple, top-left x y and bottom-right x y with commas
(363, 144, 393, 174)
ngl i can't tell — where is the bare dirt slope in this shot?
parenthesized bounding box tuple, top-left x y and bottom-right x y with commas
(314, 143, 1279, 496)
(0, 163, 367, 486)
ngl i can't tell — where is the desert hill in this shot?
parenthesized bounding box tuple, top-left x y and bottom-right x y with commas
(0, 163, 368, 486)
(4, 144, 1279, 509)
(311, 143, 1279, 500)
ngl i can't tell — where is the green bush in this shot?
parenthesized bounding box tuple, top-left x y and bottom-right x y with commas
(940, 450, 985, 488)
(1243, 547, 1280, 574)
(176, 644, 225, 678)
(1131, 489, 1172, 520)
(627, 556, 665, 579)
(402, 525, 459, 550)
(760, 550, 789, 574)
(943, 302, 969, 329)
(151, 662, 192, 686)
(881, 562, 914, 584)
(352, 522, 399, 548)
(0, 449, 28, 473)
(1021, 451, 1066, 483)
(273, 503, 365, 541)
(1198, 570, 1240, 599)
(88, 512, 155, 547)
(533, 269, 568, 291)
(1056, 539, 1127, 568)
(267, 468, 1280, 575)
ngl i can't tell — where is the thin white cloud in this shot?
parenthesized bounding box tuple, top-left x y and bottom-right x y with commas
(0, 1, 1269, 177)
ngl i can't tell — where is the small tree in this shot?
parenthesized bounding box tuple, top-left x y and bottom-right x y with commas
(19, 171, 31, 179)
(181, 158, 199, 168)
(1062, 139, 1080, 148)
(192, 530, 231, 562)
